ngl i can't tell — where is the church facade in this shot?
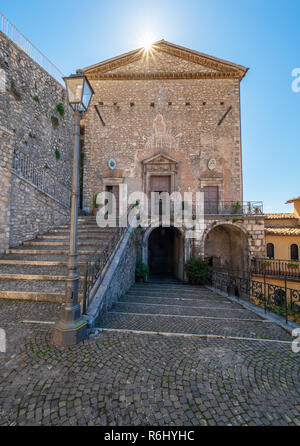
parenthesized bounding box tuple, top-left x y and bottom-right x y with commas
(81, 40, 265, 279)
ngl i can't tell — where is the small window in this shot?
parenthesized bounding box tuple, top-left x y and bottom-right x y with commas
(220, 102, 224, 105)
(168, 102, 172, 106)
(267, 243, 275, 259)
(185, 102, 191, 106)
(130, 102, 134, 107)
(99, 101, 103, 106)
(291, 244, 299, 261)
(202, 102, 206, 106)
(150, 102, 155, 107)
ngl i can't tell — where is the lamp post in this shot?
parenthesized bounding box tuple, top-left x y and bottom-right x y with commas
(53, 73, 94, 346)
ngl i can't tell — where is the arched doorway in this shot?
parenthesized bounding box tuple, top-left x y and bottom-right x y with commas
(147, 227, 184, 280)
(204, 224, 249, 273)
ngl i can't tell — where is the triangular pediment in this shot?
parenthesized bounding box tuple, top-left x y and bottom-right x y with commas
(142, 153, 179, 165)
(83, 40, 248, 80)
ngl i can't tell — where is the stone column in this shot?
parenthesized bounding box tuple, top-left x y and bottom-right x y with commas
(0, 126, 14, 254)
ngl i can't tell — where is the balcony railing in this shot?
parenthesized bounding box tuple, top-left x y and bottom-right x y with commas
(148, 201, 263, 217)
(251, 258, 300, 279)
(202, 201, 263, 216)
(211, 269, 300, 324)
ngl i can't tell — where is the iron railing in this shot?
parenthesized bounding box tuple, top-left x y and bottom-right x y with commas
(82, 226, 127, 314)
(201, 201, 263, 216)
(147, 201, 263, 218)
(211, 269, 300, 324)
(251, 258, 300, 279)
(12, 149, 71, 208)
(0, 11, 64, 85)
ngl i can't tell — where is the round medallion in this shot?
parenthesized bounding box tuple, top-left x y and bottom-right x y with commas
(108, 158, 117, 170)
(208, 158, 217, 171)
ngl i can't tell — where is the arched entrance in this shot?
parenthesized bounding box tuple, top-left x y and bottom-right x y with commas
(204, 224, 249, 273)
(147, 227, 184, 280)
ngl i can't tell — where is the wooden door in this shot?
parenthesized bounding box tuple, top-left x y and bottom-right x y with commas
(150, 176, 171, 216)
(204, 186, 218, 214)
(150, 176, 171, 193)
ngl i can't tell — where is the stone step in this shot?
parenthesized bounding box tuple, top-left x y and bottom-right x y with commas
(0, 253, 92, 262)
(112, 302, 262, 319)
(0, 278, 67, 293)
(0, 264, 67, 276)
(0, 263, 86, 277)
(120, 295, 239, 308)
(97, 313, 291, 341)
(6, 248, 96, 255)
(37, 234, 108, 241)
(22, 240, 105, 247)
(0, 290, 64, 302)
(125, 289, 221, 299)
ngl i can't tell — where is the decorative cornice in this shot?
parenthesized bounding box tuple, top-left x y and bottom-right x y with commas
(86, 71, 241, 81)
(83, 40, 248, 81)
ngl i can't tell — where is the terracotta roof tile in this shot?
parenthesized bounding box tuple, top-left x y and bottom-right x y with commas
(265, 227, 300, 236)
(264, 213, 296, 220)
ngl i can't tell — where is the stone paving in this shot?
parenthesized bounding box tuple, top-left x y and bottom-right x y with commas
(0, 282, 299, 426)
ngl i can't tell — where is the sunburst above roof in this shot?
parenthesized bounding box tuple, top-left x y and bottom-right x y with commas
(83, 40, 248, 81)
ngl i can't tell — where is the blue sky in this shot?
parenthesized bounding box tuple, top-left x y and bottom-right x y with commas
(2, 0, 299, 213)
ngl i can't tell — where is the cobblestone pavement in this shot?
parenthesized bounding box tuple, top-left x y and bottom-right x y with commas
(0, 282, 299, 426)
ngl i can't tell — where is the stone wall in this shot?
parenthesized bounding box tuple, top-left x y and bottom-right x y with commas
(0, 32, 73, 249)
(86, 223, 137, 327)
(9, 175, 70, 246)
(0, 126, 13, 253)
(82, 45, 245, 213)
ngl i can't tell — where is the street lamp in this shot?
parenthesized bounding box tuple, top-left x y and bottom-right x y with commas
(53, 73, 94, 346)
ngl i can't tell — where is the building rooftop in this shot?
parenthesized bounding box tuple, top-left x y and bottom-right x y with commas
(265, 227, 300, 236)
(264, 213, 296, 220)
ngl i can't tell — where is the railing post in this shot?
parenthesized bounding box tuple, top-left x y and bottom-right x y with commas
(264, 273, 267, 314)
(284, 278, 288, 325)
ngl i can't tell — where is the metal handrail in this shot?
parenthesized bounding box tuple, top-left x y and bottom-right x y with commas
(12, 149, 71, 208)
(211, 268, 300, 324)
(0, 11, 64, 85)
(82, 206, 135, 314)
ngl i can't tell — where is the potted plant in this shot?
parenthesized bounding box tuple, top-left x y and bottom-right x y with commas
(184, 258, 211, 285)
(288, 263, 298, 270)
(261, 261, 271, 270)
(232, 201, 242, 213)
(92, 193, 99, 216)
(135, 261, 149, 283)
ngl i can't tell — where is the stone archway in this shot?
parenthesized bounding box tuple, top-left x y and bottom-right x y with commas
(204, 223, 249, 273)
(142, 226, 185, 280)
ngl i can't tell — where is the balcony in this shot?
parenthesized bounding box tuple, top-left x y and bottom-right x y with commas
(251, 258, 300, 279)
(202, 201, 263, 216)
(149, 201, 264, 218)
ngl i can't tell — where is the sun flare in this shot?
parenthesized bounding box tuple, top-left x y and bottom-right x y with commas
(141, 35, 155, 51)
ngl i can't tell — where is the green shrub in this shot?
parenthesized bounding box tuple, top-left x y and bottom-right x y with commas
(135, 261, 149, 279)
(184, 258, 211, 285)
(57, 103, 65, 116)
(55, 148, 61, 160)
(33, 95, 40, 103)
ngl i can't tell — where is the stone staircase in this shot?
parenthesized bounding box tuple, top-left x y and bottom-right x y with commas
(96, 281, 292, 341)
(0, 217, 116, 302)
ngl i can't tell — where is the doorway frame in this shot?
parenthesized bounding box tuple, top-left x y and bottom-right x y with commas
(142, 226, 190, 281)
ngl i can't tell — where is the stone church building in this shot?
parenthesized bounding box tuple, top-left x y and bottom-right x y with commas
(81, 40, 265, 280)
